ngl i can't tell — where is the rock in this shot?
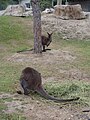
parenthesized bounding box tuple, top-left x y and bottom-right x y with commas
(23, 10, 33, 17)
(0, 10, 6, 16)
(54, 4, 87, 20)
(42, 8, 55, 14)
(3, 5, 25, 16)
(0, 5, 33, 17)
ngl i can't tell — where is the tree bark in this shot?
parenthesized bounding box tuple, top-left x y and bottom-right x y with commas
(31, 0, 42, 53)
(57, 0, 62, 5)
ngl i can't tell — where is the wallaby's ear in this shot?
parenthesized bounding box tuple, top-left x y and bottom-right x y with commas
(47, 32, 49, 35)
(47, 32, 53, 35)
(51, 32, 53, 35)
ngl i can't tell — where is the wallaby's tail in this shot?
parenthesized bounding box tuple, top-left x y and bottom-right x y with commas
(17, 48, 33, 53)
(36, 86, 79, 102)
(17, 90, 22, 94)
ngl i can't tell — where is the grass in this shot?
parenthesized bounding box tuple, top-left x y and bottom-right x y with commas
(0, 113, 26, 120)
(0, 16, 33, 54)
(45, 81, 90, 105)
(53, 33, 90, 74)
(0, 16, 90, 119)
(0, 98, 26, 120)
(0, 16, 33, 41)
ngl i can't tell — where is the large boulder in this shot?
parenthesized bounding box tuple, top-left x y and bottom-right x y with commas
(0, 5, 33, 17)
(2, 5, 25, 16)
(54, 4, 87, 20)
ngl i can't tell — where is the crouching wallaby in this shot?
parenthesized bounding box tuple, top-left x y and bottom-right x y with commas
(17, 67, 79, 102)
(41, 32, 53, 52)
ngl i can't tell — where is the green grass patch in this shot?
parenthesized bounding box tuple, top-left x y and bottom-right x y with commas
(44, 81, 90, 105)
(53, 33, 90, 73)
(0, 113, 26, 120)
(0, 103, 7, 111)
(0, 64, 23, 92)
(0, 16, 33, 42)
(0, 16, 33, 53)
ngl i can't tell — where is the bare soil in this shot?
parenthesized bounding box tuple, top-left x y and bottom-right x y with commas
(7, 50, 90, 82)
(0, 93, 90, 120)
(0, 92, 90, 120)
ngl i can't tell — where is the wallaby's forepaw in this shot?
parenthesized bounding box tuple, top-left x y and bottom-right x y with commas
(76, 97, 80, 100)
(17, 91, 22, 94)
(42, 50, 46, 52)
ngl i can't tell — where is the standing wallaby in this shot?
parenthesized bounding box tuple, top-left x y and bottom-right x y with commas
(41, 32, 53, 52)
(17, 32, 53, 53)
(17, 67, 79, 102)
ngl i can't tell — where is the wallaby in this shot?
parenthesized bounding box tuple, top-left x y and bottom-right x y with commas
(17, 32, 52, 53)
(17, 67, 79, 102)
(41, 32, 53, 52)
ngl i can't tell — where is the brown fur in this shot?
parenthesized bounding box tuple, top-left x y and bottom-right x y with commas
(41, 32, 53, 52)
(17, 67, 79, 102)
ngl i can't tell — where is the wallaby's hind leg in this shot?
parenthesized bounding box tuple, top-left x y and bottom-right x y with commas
(42, 45, 46, 52)
(20, 79, 30, 95)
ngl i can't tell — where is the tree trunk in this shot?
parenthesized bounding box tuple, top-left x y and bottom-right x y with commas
(52, 0, 54, 7)
(31, 0, 42, 53)
(57, 0, 62, 5)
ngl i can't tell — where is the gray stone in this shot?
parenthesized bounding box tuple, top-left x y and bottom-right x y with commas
(0, 4, 33, 17)
(54, 4, 87, 20)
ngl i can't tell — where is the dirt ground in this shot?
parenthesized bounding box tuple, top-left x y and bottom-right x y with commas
(7, 49, 90, 82)
(0, 89, 90, 120)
